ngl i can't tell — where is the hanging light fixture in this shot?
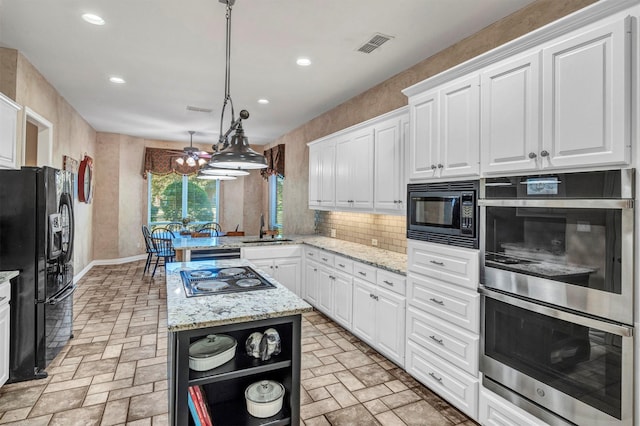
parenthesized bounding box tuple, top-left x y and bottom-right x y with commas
(176, 131, 208, 167)
(196, 171, 237, 180)
(209, 0, 267, 170)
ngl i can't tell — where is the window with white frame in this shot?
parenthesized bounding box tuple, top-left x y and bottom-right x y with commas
(148, 173, 219, 228)
(269, 174, 283, 230)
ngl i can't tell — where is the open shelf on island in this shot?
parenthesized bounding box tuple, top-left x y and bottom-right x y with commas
(189, 354, 291, 386)
(209, 398, 291, 426)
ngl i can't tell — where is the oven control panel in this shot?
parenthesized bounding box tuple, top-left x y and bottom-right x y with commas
(460, 192, 475, 235)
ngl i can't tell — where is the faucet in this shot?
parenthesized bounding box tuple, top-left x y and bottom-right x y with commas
(259, 213, 265, 239)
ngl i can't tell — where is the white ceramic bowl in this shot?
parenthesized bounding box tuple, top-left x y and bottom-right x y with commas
(188, 334, 237, 371)
(245, 380, 285, 418)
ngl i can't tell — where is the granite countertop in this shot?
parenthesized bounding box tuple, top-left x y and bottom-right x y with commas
(172, 234, 407, 276)
(0, 270, 19, 283)
(165, 259, 312, 332)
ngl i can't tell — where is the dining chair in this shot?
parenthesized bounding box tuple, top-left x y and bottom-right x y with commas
(141, 225, 156, 275)
(150, 228, 176, 277)
(198, 222, 222, 237)
(165, 222, 182, 233)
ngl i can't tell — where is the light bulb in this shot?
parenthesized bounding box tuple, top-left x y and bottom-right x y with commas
(175, 157, 185, 165)
(186, 156, 196, 167)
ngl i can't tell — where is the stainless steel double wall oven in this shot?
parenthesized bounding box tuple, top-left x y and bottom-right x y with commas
(479, 169, 634, 425)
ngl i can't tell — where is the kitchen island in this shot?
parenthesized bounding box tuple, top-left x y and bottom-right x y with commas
(166, 259, 312, 426)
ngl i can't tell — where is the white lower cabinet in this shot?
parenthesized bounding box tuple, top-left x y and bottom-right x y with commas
(241, 246, 302, 296)
(0, 279, 11, 387)
(406, 340, 478, 419)
(317, 265, 334, 315)
(479, 387, 549, 426)
(332, 271, 353, 329)
(304, 259, 319, 306)
(352, 279, 377, 343)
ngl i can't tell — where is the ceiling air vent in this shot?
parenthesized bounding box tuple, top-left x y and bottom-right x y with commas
(357, 33, 394, 54)
(186, 105, 213, 113)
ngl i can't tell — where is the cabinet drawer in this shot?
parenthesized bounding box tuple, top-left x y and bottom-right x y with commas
(407, 273, 479, 333)
(334, 255, 353, 275)
(353, 262, 376, 283)
(317, 252, 334, 268)
(376, 269, 406, 296)
(407, 241, 479, 290)
(406, 340, 478, 419)
(0, 281, 10, 305)
(479, 387, 549, 426)
(406, 307, 478, 376)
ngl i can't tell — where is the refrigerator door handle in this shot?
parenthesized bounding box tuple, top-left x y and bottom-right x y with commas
(46, 285, 76, 305)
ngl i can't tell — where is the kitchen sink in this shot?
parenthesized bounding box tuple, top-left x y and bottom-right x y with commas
(242, 239, 293, 244)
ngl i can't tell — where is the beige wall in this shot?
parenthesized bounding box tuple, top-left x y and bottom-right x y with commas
(0, 48, 97, 274)
(264, 0, 596, 244)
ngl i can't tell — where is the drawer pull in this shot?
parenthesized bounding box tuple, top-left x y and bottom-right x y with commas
(358, 271, 367, 276)
(308, 252, 314, 256)
(329, 275, 335, 280)
(429, 297, 444, 306)
(429, 372, 443, 383)
(369, 293, 375, 299)
(338, 263, 345, 267)
(429, 335, 443, 345)
(322, 257, 329, 261)
(382, 280, 394, 286)
(313, 268, 317, 272)
(429, 260, 445, 266)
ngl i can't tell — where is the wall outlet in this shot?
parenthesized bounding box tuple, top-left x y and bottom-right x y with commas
(330, 228, 336, 238)
(372, 239, 378, 246)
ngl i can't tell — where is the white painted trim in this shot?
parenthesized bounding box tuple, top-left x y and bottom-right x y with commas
(22, 106, 53, 167)
(73, 254, 147, 284)
(402, 0, 640, 97)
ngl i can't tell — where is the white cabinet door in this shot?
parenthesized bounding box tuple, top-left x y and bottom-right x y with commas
(317, 266, 334, 316)
(332, 272, 353, 330)
(0, 303, 9, 387)
(439, 75, 480, 178)
(250, 258, 273, 273)
(374, 117, 404, 213)
(274, 257, 301, 297)
(308, 144, 321, 207)
(0, 93, 21, 170)
(350, 130, 374, 209)
(319, 140, 336, 206)
(375, 286, 405, 366)
(334, 134, 351, 208)
(542, 18, 629, 169)
(352, 279, 376, 344)
(481, 52, 541, 174)
(408, 90, 439, 181)
(304, 259, 319, 307)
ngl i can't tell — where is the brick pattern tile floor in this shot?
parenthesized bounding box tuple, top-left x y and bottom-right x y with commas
(0, 261, 476, 425)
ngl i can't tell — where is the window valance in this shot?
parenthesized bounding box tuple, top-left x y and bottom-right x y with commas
(142, 147, 200, 178)
(260, 144, 285, 180)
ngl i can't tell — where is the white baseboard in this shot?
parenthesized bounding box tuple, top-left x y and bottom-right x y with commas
(73, 254, 147, 284)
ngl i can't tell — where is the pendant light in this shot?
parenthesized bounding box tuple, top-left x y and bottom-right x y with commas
(196, 171, 236, 180)
(209, 0, 267, 170)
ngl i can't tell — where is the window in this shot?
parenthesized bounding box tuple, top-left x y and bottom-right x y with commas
(269, 174, 284, 230)
(148, 173, 219, 227)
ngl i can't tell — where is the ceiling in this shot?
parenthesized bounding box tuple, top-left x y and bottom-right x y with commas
(0, 0, 537, 147)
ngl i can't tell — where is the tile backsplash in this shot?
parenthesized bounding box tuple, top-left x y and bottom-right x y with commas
(315, 211, 407, 254)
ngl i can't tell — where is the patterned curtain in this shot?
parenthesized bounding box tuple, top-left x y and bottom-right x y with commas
(142, 147, 200, 178)
(260, 144, 285, 180)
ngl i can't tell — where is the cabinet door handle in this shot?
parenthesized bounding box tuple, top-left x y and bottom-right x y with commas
(308, 252, 314, 256)
(383, 280, 394, 287)
(374, 295, 379, 301)
(429, 372, 443, 383)
(540, 150, 549, 157)
(429, 297, 444, 305)
(322, 257, 328, 261)
(431, 164, 437, 170)
(369, 293, 375, 299)
(313, 268, 317, 272)
(275, 265, 278, 269)
(429, 335, 444, 345)
(528, 152, 537, 159)
(329, 275, 335, 280)
(437, 164, 443, 169)
(358, 271, 367, 276)
(338, 263, 345, 267)
(430, 260, 444, 266)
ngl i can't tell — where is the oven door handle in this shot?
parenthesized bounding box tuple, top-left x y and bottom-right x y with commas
(478, 199, 633, 209)
(479, 287, 633, 337)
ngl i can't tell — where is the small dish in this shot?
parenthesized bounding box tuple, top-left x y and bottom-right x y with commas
(189, 334, 237, 371)
(245, 380, 285, 418)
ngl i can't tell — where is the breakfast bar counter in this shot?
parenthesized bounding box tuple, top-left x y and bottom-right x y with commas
(166, 259, 312, 426)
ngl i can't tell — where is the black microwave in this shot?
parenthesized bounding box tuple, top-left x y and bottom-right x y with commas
(407, 180, 479, 249)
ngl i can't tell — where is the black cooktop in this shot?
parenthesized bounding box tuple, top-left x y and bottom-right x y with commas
(180, 266, 276, 297)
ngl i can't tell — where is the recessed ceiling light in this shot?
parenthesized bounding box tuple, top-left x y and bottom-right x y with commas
(109, 76, 126, 84)
(257, 99, 269, 105)
(82, 13, 105, 26)
(296, 57, 312, 67)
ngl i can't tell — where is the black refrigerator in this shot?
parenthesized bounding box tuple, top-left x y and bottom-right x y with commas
(0, 166, 75, 382)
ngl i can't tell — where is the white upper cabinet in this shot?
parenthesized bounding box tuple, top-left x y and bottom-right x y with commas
(308, 139, 336, 209)
(541, 17, 630, 169)
(481, 52, 541, 174)
(335, 128, 374, 210)
(408, 75, 480, 181)
(0, 93, 22, 170)
(374, 115, 406, 213)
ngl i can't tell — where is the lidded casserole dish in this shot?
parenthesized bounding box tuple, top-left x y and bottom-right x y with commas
(245, 380, 285, 418)
(188, 334, 236, 371)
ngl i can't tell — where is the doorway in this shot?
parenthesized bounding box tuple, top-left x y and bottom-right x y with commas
(22, 107, 53, 167)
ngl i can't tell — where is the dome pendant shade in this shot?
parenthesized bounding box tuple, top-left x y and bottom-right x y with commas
(210, 126, 267, 170)
(201, 165, 249, 176)
(196, 171, 236, 180)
